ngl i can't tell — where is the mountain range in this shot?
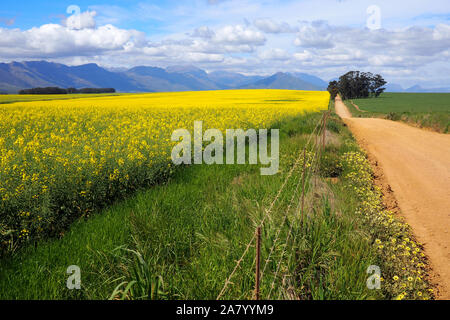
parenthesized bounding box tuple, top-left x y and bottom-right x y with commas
(0, 61, 327, 94)
(385, 83, 450, 93)
(1, 61, 448, 94)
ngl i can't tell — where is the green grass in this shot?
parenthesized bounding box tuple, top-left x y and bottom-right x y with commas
(348, 93, 450, 133)
(353, 93, 450, 113)
(0, 110, 387, 300)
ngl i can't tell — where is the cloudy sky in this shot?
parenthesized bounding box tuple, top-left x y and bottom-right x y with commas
(1, 0, 449, 88)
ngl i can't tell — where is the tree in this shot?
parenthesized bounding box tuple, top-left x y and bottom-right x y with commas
(327, 80, 339, 99)
(329, 71, 386, 100)
(19, 87, 116, 95)
(78, 88, 116, 94)
(19, 87, 68, 94)
(372, 74, 387, 97)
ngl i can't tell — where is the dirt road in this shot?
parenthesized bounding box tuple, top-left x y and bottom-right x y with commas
(335, 96, 450, 299)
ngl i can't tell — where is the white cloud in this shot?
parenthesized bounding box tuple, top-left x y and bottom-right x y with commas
(293, 21, 450, 69)
(190, 24, 266, 53)
(1, 4, 450, 87)
(254, 18, 297, 33)
(293, 50, 313, 62)
(368, 55, 405, 67)
(294, 21, 334, 49)
(64, 11, 97, 30)
(185, 52, 224, 62)
(259, 48, 290, 60)
(192, 26, 216, 38)
(433, 23, 450, 40)
(213, 25, 265, 45)
(0, 22, 144, 58)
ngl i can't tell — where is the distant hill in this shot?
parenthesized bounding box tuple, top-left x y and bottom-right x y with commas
(352, 81, 450, 93)
(0, 61, 143, 93)
(406, 85, 424, 93)
(380, 83, 450, 93)
(289, 72, 328, 89)
(385, 83, 405, 92)
(405, 85, 450, 93)
(125, 66, 222, 92)
(208, 71, 265, 88)
(0, 61, 328, 93)
(239, 72, 323, 91)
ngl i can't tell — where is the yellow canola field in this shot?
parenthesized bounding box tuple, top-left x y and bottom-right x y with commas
(0, 89, 329, 250)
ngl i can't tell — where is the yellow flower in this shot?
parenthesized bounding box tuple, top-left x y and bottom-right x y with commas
(0, 90, 331, 248)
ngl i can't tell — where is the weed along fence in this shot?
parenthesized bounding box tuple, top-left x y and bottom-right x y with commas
(217, 109, 331, 300)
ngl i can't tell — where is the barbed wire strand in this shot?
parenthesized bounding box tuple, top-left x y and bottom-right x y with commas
(260, 164, 304, 281)
(216, 113, 326, 300)
(271, 114, 328, 299)
(260, 114, 326, 292)
(268, 121, 325, 299)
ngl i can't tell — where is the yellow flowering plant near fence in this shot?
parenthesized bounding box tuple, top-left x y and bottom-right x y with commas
(0, 89, 330, 255)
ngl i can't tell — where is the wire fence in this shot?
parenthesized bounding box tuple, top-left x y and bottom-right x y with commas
(217, 109, 331, 300)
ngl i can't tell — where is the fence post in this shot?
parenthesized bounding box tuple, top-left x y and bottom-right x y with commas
(255, 226, 261, 300)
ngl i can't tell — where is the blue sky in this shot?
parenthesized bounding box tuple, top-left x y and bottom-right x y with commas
(1, 0, 170, 31)
(1, 0, 450, 87)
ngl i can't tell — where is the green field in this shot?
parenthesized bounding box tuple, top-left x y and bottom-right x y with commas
(348, 93, 450, 133)
(353, 93, 450, 113)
